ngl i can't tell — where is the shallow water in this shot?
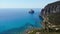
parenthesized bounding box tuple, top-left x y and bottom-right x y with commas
(0, 8, 43, 33)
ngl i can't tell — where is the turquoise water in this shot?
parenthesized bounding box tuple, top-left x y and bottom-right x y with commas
(0, 8, 43, 33)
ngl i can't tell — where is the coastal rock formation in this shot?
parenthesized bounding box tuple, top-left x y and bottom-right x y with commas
(40, 1, 60, 31)
(29, 9, 34, 14)
(41, 1, 60, 17)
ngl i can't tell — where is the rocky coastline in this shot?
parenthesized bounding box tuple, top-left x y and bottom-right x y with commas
(0, 1, 60, 34)
(41, 1, 60, 29)
(29, 1, 60, 34)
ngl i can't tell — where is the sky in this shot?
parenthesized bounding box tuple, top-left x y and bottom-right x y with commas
(0, 0, 58, 8)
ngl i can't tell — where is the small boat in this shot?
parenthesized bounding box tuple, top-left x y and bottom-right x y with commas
(29, 9, 34, 14)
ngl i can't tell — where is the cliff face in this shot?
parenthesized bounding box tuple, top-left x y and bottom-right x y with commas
(41, 1, 60, 17)
(41, 1, 60, 25)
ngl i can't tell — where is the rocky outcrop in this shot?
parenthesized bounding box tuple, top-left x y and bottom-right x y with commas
(29, 9, 34, 14)
(41, 1, 60, 24)
(41, 1, 60, 17)
(40, 1, 60, 31)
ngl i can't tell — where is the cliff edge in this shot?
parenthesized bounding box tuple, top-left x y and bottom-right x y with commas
(41, 1, 60, 24)
(40, 1, 60, 31)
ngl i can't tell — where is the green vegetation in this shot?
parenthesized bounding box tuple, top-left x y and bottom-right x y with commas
(29, 12, 60, 34)
(29, 29, 45, 34)
(29, 29, 60, 34)
(28, 13, 60, 34)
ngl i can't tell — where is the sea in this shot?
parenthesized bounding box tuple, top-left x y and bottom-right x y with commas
(0, 8, 43, 34)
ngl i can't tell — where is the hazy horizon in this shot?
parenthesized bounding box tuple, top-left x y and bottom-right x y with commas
(0, 0, 58, 8)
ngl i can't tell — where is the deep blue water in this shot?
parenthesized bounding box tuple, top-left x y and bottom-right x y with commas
(0, 8, 43, 33)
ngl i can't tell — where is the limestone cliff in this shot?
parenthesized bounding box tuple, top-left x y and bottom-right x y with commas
(41, 1, 60, 17)
(40, 1, 60, 30)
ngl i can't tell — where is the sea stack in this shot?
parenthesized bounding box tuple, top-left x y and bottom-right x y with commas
(29, 9, 34, 14)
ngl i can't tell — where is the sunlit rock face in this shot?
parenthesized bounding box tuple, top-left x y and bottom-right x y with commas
(40, 1, 60, 30)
